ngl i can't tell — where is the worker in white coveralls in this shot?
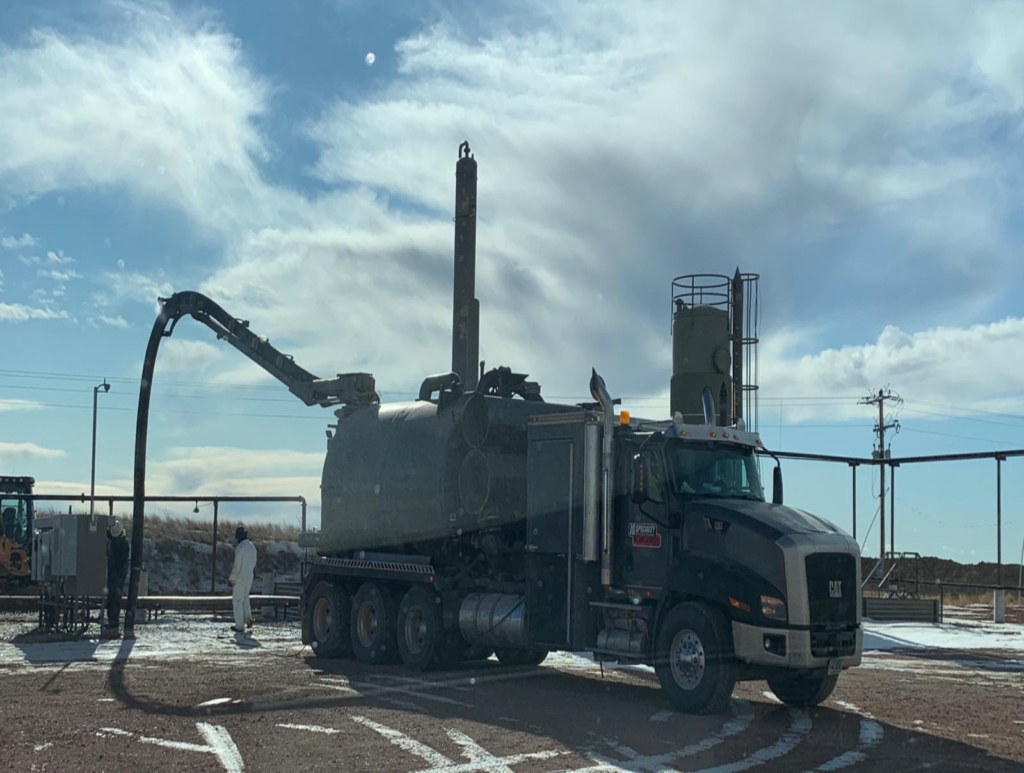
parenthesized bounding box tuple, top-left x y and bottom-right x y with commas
(228, 525, 257, 633)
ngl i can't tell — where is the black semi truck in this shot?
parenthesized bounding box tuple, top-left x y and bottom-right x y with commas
(131, 143, 861, 713)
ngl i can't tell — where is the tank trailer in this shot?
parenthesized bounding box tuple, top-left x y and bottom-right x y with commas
(144, 143, 862, 713)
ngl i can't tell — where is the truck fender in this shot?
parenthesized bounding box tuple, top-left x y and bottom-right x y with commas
(654, 554, 786, 634)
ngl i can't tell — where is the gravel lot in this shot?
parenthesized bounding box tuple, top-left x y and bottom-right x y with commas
(2, 614, 1023, 772)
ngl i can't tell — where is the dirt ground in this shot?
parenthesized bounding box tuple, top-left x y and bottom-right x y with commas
(2, 615, 1023, 772)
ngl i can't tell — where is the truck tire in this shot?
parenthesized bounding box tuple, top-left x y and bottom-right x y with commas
(397, 586, 445, 670)
(654, 602, 736, 715)
(351, 582, 399, 664)
(495, 647, 548, 667)
(308, 581, 352, 659)
(767, 670, 838, 707)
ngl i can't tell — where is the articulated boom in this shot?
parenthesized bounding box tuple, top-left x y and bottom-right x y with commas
(158, 291, 377, 408)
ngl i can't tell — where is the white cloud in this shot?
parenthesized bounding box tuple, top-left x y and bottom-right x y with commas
(760, 317, 1024, 421)
(3, 1, 1024, 416)
(0, 4, 280, 234)
(46, 249, 74, 265)
(1, 232, 38, 250)
(0, 399, 44, 413)
(0, 302, 70, 321)
(0, 441, 65, 459)
(104, 446, 323, 507)
(105, 270, 173, 309)
(157, 339, 224, 373)
(37, 268, 82, 281)
(88, 314, 130, 328)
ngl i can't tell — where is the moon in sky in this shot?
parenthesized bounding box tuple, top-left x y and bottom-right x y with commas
(365, 52, 376, 66)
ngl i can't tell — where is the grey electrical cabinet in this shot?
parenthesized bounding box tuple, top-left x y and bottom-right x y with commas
(32, 513, 114, 596)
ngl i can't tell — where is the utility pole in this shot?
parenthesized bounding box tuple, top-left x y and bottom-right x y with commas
(90, 379, 111, 526)
(860, 388, 901, 584)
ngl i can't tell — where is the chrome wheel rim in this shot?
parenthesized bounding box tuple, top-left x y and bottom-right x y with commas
(357, 600, 379, 648)
(313, 597, 332, 641)
(404, 606, 428, 655)
(670, 628, 706, 691)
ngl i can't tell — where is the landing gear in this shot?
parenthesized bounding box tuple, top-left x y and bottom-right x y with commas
(351, 582, 399, 664)
(767, 670, 838, 707)
(654, 602, 736, 715)
(308, 581, 352, 659)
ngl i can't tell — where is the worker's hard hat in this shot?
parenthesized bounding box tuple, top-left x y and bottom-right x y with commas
(109, 520, 124, 538)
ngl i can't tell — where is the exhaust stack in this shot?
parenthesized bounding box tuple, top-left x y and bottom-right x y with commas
(452, 141, 480, 391)
(590, 368, 616, 589)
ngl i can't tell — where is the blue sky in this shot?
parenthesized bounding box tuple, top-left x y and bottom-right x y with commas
(1, 0, 1023, 562)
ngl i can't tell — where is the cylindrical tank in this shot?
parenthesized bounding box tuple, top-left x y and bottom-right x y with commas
(459, 592, 528, 649)
(670, 300, 732, 424)
(319, 392, 576, 552)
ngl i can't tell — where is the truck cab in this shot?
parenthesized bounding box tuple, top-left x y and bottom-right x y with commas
(524, 410, 861, 713)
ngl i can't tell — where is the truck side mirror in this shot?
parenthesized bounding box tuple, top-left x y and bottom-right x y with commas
(772, 465, 784, 506)
(632, 454, 648, 505)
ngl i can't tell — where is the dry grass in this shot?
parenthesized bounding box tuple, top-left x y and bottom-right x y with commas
(144, 514, 301, 544)
(34, 509, 302, 544)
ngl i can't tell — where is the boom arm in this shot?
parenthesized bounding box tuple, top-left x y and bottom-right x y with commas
(159, 291, 377, 408)
(123, 290, 376, 638)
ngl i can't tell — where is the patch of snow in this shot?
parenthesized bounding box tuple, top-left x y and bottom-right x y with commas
(34, 742, 52, 752)
(864, 619, 1024, 653)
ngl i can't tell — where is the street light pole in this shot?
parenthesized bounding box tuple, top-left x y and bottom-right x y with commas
(90, 379, 111, 520)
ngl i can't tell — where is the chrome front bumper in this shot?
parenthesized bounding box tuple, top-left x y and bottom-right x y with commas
(732, 621, 862, 670)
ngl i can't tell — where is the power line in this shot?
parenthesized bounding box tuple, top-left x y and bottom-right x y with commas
(900, 425, 1023, 448)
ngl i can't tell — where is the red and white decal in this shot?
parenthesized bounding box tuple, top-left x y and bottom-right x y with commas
(628, 522, 662, 549)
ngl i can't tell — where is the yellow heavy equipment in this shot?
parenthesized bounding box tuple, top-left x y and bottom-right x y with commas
(1, 476, 34, 589)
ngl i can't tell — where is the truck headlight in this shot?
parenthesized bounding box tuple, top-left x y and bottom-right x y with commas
(760, 595, 787, 622)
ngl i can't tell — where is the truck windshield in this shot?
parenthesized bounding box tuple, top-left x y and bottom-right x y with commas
(664, 441, 764, 502)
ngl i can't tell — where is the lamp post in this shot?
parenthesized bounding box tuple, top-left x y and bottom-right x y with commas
(90, 379, 110, 519)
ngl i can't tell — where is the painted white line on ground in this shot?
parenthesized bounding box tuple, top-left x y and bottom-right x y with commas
(692, 709, 812, 773)
(573, 700, 755, 772)
(351, 715, 567, 773)
(197, 697, 235, 707)
(351, 715, 451, 769)
(197, 722, 245, 773)
(447, 728, 564, 772)
(809, 718, 884, 772)
(649, 710, 673, 722)
(277, 723, 341, 735)
(96, 724, 243, 772)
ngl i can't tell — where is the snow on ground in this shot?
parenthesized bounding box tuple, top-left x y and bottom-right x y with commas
(0, 619, 301, 672)
(5, 613, 1024, 675)
(864, 618, 1024, 653)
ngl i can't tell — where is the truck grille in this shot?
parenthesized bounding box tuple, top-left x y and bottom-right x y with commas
(805, 552, 857, 657)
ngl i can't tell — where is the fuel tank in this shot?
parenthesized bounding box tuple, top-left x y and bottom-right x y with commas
(319, 391, 576, 552)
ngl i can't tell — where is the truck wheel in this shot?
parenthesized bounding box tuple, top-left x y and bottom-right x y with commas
(767, 670, 838, 707)
(495, 647, 549, 666)
(397, 586, 444, 670)
(654, 602, 736, 715)
(351, 582, 399, 664)
(308, 581, 351, 659)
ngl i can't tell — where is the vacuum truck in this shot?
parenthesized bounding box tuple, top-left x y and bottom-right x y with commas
(136, 143, 861, 713)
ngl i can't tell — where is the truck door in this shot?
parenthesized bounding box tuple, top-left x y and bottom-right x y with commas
(525, 438, 574, 648)
(618, 444, 672, 588)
